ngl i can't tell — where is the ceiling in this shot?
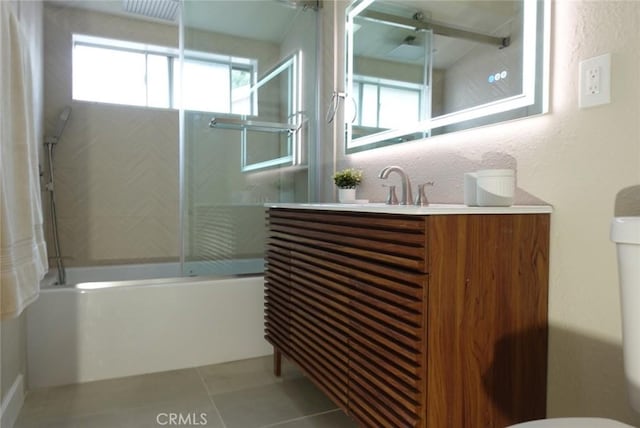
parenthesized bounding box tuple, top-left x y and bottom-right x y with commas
(46, 0, 517, 69)
(183, 1, 299, 43)
(46, 0, 301, 43)
(353, 0, 519, 70)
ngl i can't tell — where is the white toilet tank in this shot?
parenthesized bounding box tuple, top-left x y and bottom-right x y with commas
(611, 216, 640, 413)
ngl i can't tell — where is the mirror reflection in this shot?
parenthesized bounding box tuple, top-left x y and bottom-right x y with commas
(350, 4, 431, 141)
(346, 0, 547, 152)
(242, 52, 302, 172)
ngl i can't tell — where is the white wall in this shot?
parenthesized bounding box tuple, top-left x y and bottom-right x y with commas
(1, 316, 27, 427)
(324, 0, 640, 424)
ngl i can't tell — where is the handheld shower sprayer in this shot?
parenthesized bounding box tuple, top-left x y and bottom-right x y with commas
(46, 106, 72, 145)
(44, 106, 71, 285)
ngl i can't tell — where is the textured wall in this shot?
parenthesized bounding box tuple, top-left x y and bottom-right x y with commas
(324, 0, 640, 424)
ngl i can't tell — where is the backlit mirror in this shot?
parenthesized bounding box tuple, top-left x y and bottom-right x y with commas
(346, 0, 549, 152)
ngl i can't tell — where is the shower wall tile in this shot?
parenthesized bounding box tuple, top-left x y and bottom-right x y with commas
(50, 105, 180, 266)
(57, 215, 179, 267)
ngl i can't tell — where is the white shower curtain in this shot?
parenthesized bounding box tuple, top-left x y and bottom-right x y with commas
(0, 1, 48, 319)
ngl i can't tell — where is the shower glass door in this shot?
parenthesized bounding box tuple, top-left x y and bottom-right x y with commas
(180, 1, 318, 277)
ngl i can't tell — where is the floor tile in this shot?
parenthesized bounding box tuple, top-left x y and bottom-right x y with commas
(18, 368, 209, 421)
(266, 409, 359, 428)
(116, 398, 225, 428)
(14, 410, 127, 428)
(212, 377, 337, 428)
(15, 357, 344, 428)
(15, 396, 225, 428)
(198, 355, 303, 396)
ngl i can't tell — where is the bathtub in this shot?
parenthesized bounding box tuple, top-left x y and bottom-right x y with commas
(26, 262, 271, 389)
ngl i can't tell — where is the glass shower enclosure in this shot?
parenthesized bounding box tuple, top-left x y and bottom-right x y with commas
(180, 1, 319, 277)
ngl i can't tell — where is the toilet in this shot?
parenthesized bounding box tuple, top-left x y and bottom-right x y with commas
(510, 216, 640, 428)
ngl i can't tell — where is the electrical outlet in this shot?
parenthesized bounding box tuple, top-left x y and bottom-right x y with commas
(587, 66, 600, 94)
(579, 53, 611, 108)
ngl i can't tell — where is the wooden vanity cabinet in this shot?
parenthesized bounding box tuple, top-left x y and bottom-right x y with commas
(264, 208, 550, 428)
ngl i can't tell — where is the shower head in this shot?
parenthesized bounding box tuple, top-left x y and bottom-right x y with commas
(387, 35, 424, 61)
(54, 106, 71, 140)
(46, 106, 71, 145)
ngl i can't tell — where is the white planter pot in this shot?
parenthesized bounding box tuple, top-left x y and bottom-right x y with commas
(338, 188, 356, 203)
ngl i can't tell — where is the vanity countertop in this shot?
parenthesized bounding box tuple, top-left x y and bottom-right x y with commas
(266, 203, 553, 215)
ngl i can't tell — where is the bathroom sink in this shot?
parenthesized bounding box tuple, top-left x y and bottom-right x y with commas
(267, 202, 552, 215)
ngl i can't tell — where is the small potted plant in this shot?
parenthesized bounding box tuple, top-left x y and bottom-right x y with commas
(333, 168, 363, 202)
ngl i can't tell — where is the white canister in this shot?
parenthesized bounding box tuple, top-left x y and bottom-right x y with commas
(464, 172, 478, 206)
(476, 169, 515, 207)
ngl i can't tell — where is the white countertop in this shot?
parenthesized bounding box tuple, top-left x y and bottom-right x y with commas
(266, 203, 553, 215)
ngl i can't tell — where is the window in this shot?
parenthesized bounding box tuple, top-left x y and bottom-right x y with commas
(179, 57, 253, 114)
(352, 76, 423, 129)
(72, 34, 256, 114)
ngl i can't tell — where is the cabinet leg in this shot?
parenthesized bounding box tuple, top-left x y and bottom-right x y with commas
(273, 348, 282, 377)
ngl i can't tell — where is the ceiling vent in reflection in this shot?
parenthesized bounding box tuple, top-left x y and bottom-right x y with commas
(274, 0, 322, 10)
(387, 35, 424, 61)
(122, 0, 180, 22)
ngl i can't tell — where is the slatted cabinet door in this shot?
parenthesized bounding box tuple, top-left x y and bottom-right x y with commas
(267, 209, 353, 408)
(347, 260, 427, 427)
(266, 209, 429, 426)
(264, 235, 292, 360)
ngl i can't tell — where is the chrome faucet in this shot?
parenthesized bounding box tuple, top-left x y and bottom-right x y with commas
(378, 166, 413, 205)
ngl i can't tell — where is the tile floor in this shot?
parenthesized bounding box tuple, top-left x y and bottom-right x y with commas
(14, 356, 358, 428)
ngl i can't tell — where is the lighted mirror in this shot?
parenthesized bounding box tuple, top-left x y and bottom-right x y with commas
(346, 0, 549, 152)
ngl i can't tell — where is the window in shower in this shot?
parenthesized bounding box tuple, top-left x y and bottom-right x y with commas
(72, 41, 158, 107)
(72, 34, 256, 113)
(177, 55, 256, 114)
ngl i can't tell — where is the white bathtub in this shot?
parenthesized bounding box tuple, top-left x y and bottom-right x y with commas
(27, 263, 271, 389)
